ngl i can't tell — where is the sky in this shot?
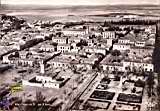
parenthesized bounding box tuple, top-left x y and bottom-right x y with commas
(1, 0, 160, 5)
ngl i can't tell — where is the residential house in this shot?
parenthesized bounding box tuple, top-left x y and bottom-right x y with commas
(22, 76, 69, 89)
(52, 37, 68, 44)
(57, 44, 71, 53)
(40, 44, 55, 52)
(62, 29, 88, 36)
(113, 43, 130, 51)
(102, 31, 116, 39)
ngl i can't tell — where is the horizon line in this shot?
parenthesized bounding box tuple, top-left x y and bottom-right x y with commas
(1, 3, 160, 6)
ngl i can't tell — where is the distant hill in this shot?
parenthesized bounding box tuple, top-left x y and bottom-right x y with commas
(1, 4, 160, 10)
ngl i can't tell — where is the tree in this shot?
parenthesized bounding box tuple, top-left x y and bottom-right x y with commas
(157, 74, 160, 111)
(147, 72, 155, 97)
(111, 50, 121, 56)
(83, 26, 87, 29)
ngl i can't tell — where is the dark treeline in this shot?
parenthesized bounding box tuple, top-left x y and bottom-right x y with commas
(63, 21, 86, 28)
(20, 38, 44, 50)
(40, 22, 63, 28)
(1, 14, 26, 31)
(103, 19, 157, 26)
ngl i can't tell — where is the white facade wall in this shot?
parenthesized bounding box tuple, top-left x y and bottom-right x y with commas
(57, 45, 70, 53)
(62, 30, 86, 36)
(103, 31, 116, 39)
(22, 80, 60, 89)
(113, 44, 130, 51)
(123, 61, 154, 72)
(52, 38, 67, 44)
(95, 48, 106, 55)
(40, 47, 55, 52)
(106, 39, 113, 46)
(118, 39, 130, 44)
(68, 38, 81, 44)
(49, 61, 69, 68)
(101, 64, 124, 72)
(135, 41, 146, 47)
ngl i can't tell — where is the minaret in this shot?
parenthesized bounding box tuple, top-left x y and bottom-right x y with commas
(85, 25, 90, 35)
(156, 20, 160, 37)
(39, 60, 45, 74)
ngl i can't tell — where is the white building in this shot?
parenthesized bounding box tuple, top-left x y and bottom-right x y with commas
(113, 43, 130, 51)
(100, 63, 124, 72)
(106, 39, 113, 47)
(3, 57, 34, 67)
(102, 31, 116, 39)
(52, 37, 68, 44)
(47, 57, 71, 69)
(62, 29, 88, 36)
(68, 37, 81, 44)
(123, 59, 154, 72)
(84, 46, 106, 55)
(118, 39, 131, 44)
(22, 76, 69, 89)
(135, 40, 146, 47)
(57, 44, 71, 53)
(40, 44, 55, 52)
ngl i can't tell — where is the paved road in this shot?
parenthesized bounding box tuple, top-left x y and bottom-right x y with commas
(63, 72, 98, 111)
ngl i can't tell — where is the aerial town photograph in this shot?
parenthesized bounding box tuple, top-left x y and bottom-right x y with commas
(0, 0, 160, 111)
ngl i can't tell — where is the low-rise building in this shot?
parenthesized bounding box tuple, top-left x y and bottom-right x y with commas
(47, 57, 71, 68)
(52, 37, 68, 44)
(101, 62, 124, 72)
(113, 43, 130, 51)
(3, 56, 34, 67)
(57, 44, 71, 53)
(130, 46, 154, 56)
(123, 59, 154, 72)
(135, 40, 146, 47)
(40, 44, 55, 52)
(22, 76, 69, 89)
(102, 31, 116, 39)
(84, 46, 107, 55)
(62, 29, 88, 36)
(100, 55, 125, 72)
(68, 37, 81, 44)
